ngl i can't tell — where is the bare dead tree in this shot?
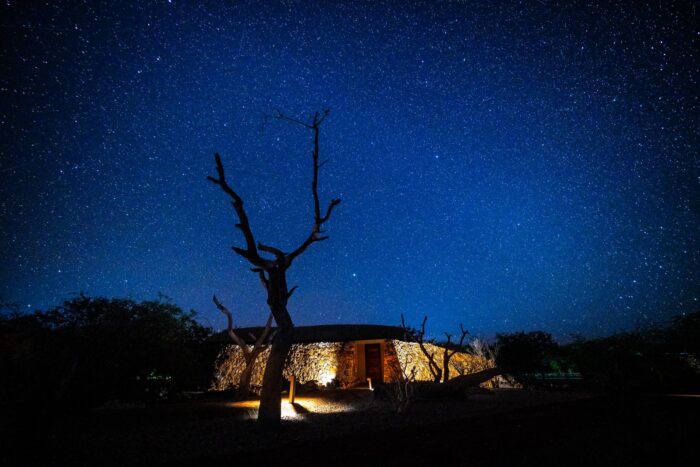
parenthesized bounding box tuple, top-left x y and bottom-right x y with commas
(468, 337, 497, 368)
(212, 295, 275, 398)
(446, 338, 504, 389)
(442, 324, 469, 382)
(385, 356, 417, 413)
(208, 109, 340, 425)
(400, 314, 442, 383)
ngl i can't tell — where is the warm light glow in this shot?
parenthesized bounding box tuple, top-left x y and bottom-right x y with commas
(317, 369, 336, 385)
(230, 394, 358, 420)
(230, 400, 259, 409)
(390, 340, 493, 382)
(280, 400, 301, 419)
(213, 342, 344, 390)
(214, 339, 491, 391)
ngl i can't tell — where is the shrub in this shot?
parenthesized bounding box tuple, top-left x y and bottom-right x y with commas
(0, 295, 214, 410)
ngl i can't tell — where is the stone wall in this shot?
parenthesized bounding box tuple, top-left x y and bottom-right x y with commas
(211, 339, 492, 391)
(388, 340, 492, 382)
(212, 341, 355, 391)
(211, 344, 267, 391)
(285, 342, 343, 385)
(336, 342, 357, 387)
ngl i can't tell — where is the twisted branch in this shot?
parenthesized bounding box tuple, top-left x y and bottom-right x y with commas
(207, 154, 270, 268)
(213, 294, 276, 360)
(213, 294, 249, 352)
(446, 324, 470, 359)
(400, 314, 442, 382)
(209, 110, 340, 272)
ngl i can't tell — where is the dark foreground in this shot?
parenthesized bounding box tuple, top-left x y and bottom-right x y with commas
(225, 394, 699, 467)
(3, 391, 698, 466)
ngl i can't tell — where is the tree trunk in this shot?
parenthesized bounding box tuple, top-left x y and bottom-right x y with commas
(257, 326, 293, 425)
(445, 367, 502, 387)
(443, 351, 450, 383)
(238, 359, 254, 398)
(207, 111, 340, 426)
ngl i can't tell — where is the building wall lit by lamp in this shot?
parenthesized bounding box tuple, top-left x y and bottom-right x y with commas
(211, 325, 492, 391)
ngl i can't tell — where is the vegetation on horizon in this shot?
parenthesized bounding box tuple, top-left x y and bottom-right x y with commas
(1, 293, 698, 415)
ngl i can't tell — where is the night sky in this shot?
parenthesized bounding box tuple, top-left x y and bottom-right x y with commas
(1, 1, 698, 339)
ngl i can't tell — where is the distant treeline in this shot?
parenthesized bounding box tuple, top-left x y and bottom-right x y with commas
(2, 295, 699, 413)
(494, 311, 700, 393)
(0, 295, 217, 412)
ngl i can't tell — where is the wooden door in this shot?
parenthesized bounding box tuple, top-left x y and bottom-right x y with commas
(364, 343, 383, 383)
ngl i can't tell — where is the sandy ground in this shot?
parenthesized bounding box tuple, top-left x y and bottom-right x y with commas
(3, 389, 697, 466)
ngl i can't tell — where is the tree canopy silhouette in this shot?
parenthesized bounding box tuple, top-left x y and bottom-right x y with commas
(0, 295, 213, 409)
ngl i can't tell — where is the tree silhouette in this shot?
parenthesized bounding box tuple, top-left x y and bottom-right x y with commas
(400, 314, 443, 383)
(441, 324, 469, 382)
(207, 110, 340, 424)
(495, 331, 557, 378)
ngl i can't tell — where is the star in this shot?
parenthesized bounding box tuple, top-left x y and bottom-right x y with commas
(0, 0, 696, 339)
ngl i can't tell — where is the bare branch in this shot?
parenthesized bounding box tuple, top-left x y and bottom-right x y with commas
(212, 295, 249, 355)
(401, 314, 442, 383)
(420, 316, 428, 338)
(458, 324, 469, 345)
(443, 324, 470, 381)
(253, 313, 275, 349)
(257, 242, 286, 259)
(320, 198, 341, 223)
(272, 110, 340, 265)
(208, 153, 270, 268)
(287, 285, 299, 299)
(316, 108, 330, 125)
(449, 324, 469, 357)
(273, 109, 314, 129)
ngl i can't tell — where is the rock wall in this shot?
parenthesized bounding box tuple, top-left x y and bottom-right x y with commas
(387, 340, 492, 382)
(211, 339, 492, 391)
(336, 342, 357, 387)
(212, 341, 355, 391)
(285, 342, 343, 386)
(211, 344, 267, 391)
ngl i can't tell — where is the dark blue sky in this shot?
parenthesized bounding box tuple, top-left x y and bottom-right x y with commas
(1, 1, 698, 339)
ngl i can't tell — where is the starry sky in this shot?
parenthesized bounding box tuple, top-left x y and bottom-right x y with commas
(1, 1, 698, 339)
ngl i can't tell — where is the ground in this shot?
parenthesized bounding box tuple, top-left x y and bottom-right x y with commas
(3, 390, 698, 466)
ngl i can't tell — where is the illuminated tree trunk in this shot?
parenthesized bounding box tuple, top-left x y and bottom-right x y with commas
(257, 265, 295, 425)
(238, 346, 267, 397)
(258, 326, 293, 423)
(238, 362, 254, 396)
(443, 351, 451, 382)
(208, 110, 340, 425)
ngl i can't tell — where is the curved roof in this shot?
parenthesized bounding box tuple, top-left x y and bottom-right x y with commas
(210, 324, 406, 345)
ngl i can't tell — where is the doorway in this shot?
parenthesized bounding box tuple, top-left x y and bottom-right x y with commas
(364, 343, 383, 383)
